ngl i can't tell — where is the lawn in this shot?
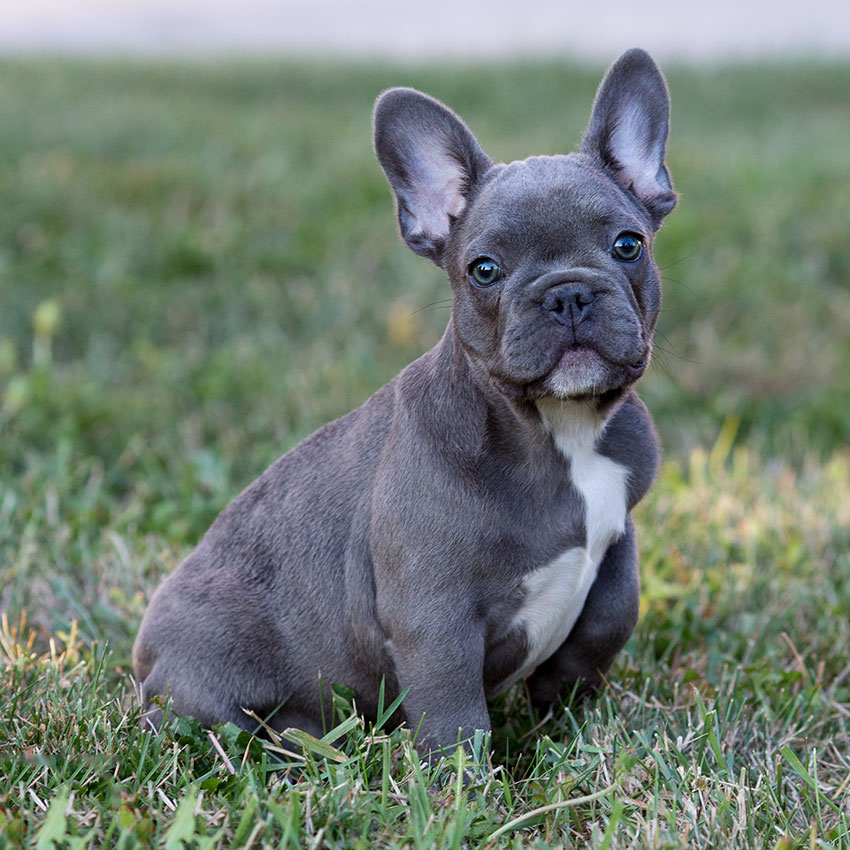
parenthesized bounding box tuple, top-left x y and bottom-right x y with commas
(1, 56, 849, 848)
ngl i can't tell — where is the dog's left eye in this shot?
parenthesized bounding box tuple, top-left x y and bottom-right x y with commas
(612, 233, 644, 262)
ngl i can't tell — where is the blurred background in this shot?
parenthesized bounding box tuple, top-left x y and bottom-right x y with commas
(1, 1, 849, 641)
(4, 0, 850, 60)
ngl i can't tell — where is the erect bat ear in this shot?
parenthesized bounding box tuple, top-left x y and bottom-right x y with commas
(581, 48, 677, 226)
(374, 87, 492, 266)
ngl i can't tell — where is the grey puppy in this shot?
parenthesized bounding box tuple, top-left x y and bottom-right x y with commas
(134, 48, 677, 753)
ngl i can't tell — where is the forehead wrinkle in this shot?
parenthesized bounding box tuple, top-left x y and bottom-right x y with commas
(482, 157, 643, 229)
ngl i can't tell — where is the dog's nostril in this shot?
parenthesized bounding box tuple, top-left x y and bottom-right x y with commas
(544, 285, 596, 323)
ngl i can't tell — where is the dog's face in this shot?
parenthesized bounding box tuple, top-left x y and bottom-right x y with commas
(374, 49, 676, 404)
(444, 155, 662, 401)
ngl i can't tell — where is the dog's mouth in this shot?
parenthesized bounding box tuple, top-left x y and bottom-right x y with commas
(491, 344, 648, 403)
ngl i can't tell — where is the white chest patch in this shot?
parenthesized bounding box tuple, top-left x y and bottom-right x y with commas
(497, 400, 629, 693)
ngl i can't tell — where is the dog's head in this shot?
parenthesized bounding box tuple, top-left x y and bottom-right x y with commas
(374, 49, 676, 404)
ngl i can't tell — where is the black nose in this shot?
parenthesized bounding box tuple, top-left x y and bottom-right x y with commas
(542, 283, 596, 326)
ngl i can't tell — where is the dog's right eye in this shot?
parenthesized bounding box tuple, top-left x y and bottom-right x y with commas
(468, 257, 502, 287)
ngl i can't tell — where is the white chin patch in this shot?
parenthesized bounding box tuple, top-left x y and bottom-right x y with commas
(545, 348, 610, 399)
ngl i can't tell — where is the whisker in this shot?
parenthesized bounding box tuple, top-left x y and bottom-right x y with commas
(654, 343, 700, 365)
(653, 329, 701, 365)
(649, 350, 675, 380)
(659, 250, 698, 270)
(411, 299, 453, 316)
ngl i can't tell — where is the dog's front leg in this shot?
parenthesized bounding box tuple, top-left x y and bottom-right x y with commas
(526, 517, 640, 710)
(384, 621, 490, 756)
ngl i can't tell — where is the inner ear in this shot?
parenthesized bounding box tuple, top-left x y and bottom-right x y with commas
(581, 49, 677, 224)
(396, 135, 469, 243)
(374, 88, 492, 265)
(607, 100, 672, 199)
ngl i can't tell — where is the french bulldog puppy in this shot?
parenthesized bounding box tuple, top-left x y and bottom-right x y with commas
(134, 48, 676, 753)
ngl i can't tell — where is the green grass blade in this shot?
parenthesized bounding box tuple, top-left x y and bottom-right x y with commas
(280, 728, 348, 763)
(35, 788, 70, 850)
(163, 788, 200, 850)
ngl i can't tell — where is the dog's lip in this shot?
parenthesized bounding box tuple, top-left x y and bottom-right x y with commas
(624, 346, 651, 377)
(489, 344, 648, 401)
(556, 345, 603, 369)
(557, 344, 649, 376)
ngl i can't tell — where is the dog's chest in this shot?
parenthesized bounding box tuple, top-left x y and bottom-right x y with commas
(496, 402, 629, 692)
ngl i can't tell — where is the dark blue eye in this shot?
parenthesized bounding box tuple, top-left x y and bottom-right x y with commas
(468, 257, 502, 287)
(612, 233, 644, 262)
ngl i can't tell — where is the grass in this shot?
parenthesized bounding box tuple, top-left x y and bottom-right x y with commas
(1, 56, 849, 847)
